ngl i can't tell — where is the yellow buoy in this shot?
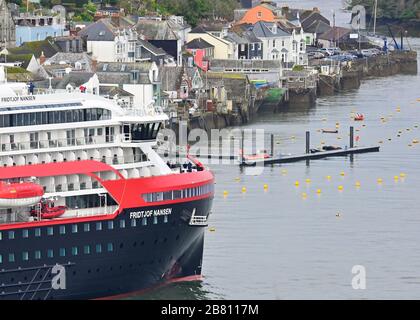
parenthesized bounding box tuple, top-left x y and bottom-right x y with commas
(326, 175, 332, 180)
(338, 185, 344, 191)
(355, 181, 361, 187)
(263, 184, 268, 190)
(377, 178, 383, 184)
(400, 173, 406, 178)
(412, 139, 419, 144)
(305, 178, 311, 184)
(340, 171, 345, 176)
(295, 181, 300, 187)
(302, 192, 307, 198)
(235, 177, 241, 182)
(223, 190, 229, 196)
(281, 169, 288, 175)
(241, 187, 247, 193)
(394, 176, 399, 181)
(316, 189, 322, 194)
(209, 227, 216, 232)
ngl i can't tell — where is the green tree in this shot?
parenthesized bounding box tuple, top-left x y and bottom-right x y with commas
(73, 1, 96, 22)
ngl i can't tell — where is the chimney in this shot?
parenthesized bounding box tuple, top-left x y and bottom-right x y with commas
(282, 6, 290, 17)
(39, 51, 46, 65)
(313, 7, 320, 13)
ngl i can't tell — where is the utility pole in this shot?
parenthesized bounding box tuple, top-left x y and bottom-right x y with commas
(332, 10, 336, 48)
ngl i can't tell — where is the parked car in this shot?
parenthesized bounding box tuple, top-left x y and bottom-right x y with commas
(361, 48, 381, 57)
(308, 51, 325, 59)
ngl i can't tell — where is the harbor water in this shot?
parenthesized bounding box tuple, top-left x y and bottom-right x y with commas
(135, 3, 420, 300)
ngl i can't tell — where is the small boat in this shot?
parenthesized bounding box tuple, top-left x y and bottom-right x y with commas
(322, 129, 339, 134)
(30, 199, 67, 220)
(354, 113, 365, 121)
(0, 181, 44, 208)
(240, 150, 271, 162)
(322, 145, 343, 151)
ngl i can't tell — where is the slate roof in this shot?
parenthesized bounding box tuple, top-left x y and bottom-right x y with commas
(318, 26, 352, 41)
(209, 59, 282, 69)
(185, 38, 214, 50)
(56, 72, 95, 89)
(138, 39, 167, 56)
(78, 19, 117, 41)
(136, 19, 179, 40)
(96, 62, 152, 73)
(305, 20, 332, 35)
(252, 21, 290, 38)
(100, 86, 134, 97)
(9, 40, 60, 58)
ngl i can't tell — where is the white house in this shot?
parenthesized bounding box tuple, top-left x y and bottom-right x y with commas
(78, 19, 137, 63)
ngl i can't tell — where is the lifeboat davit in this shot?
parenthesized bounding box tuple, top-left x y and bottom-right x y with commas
(0, 181, 44, 208)
(354, 113, 365, 121)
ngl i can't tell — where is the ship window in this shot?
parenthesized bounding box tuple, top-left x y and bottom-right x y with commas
(59, 248, 66, 257)
(47, 227, 54, 236)
(72, 224, 78, 233)
(131, 218, 136, 227)
(119, 219, 125, 228)
(59, 225, 66, 235)
(142, 217, 147, 226)
(84, 223, 90, 232)
(107, 243, 113, 252)
(34, 251, 41, 259)
(153, 216, 158, 225)
(96, 222, 102, 231)
(0, 232, 2, 240)
(163, 191, 173, 201)
(164, 215, 168, 223)
(8, 253, 15, 263)
(35, 228, 41, 237)
(8, 231, 14, 239)
(108, 221, 114, 230)
(0, 254, 2, 264)
(96, 244, 102, 253)
(47, 249, 54, 258)
(22, 252, 29, 261)
(84, 245, 91, 255)
(71, 247, 78, 256)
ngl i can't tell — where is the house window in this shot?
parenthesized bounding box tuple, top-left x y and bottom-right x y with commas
(273, 40, 276, 47)
(241, 44, 245, 51)
(251, 43, 255, 50)
(257, 11, 262, 18)
(22, 252, 29, 261)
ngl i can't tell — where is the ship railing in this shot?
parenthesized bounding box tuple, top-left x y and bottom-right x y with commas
(0, 135, 118, 152)
(124, 107, 165, 117)
(64, 205, 119, 218)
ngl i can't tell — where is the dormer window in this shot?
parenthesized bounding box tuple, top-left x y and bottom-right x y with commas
(257, 11, 262, 18)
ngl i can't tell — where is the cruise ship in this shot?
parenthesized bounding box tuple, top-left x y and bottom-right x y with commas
(0, 66, 214, 300)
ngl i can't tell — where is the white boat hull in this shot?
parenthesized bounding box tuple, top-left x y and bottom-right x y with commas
(0, 196, 42, 209)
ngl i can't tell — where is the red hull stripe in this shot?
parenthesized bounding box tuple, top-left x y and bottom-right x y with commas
(0, 160, 124, 180)
(94, 275, 203, 300)
(0, 193, 213, 231)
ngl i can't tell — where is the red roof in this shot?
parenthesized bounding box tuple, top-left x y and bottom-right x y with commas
(0, 160, 123, 180)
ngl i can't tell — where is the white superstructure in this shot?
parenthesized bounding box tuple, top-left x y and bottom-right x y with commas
(0, 66, 172, 222)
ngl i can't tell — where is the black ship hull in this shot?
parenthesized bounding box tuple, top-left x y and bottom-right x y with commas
(0, 197, 213, 300)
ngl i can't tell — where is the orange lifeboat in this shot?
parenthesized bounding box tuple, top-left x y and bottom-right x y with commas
(0, 181, 44, 208)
